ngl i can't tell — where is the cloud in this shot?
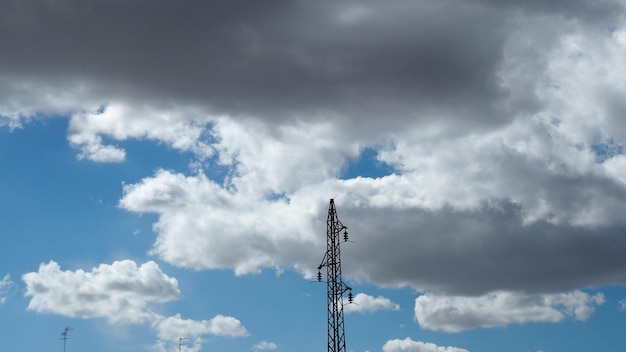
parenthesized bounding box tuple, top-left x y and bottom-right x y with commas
(153, 314, 248, 352)
(344, 293, 400, 313)
(119, 167, 329, 275)
(153, 339, 203, 352)
(22, 261, 248, 352)
(252, 341, 278, 350)
(119, 158, 626, 295)
(414, 290, 605, 332)
(382, 337, 469, 352)
(619, 299, 626, 311)
(154, 313, 248, 341)
(5, 0, 626, 299)
(0, 274, 15, 304)
(67, 103, 213, 162)
(205, 314, 249, 337)
(113, 13, 626, 295)
(22, 260, 181, 324)
(0, 0, 513, 132)
(1, 0, 624, 147)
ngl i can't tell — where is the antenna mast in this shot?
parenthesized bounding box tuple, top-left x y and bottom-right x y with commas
(317, 199, 353, 352)
(178, 337, 188, 352)
(61, 327, 73, 352)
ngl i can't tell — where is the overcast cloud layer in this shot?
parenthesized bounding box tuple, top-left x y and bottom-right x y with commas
(4, 0, 626, 334)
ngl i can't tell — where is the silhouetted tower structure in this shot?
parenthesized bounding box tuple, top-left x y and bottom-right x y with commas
(317, 199, 353, 352)
(178, 337, 188, 352)
(61, 327, 73, 352)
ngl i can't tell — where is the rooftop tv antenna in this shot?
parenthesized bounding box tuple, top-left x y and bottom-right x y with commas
(60, 327, 73, 352)
(317, 199, 353, 352)
(178, 337, 188, 352)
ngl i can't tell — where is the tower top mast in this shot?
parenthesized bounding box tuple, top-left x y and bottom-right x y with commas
(61, 327, 73, 352)
(317, 199, 353, 352)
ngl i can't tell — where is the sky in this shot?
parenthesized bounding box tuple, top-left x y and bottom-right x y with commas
(2, 0, 626, 351)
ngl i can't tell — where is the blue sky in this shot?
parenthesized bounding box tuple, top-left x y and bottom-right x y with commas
(3, 1, 626, 352)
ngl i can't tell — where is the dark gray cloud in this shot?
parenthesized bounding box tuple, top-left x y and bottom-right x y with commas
(2, 0, 623, 133)
(0, 0, 516, 136)
(344, 201, 626, 295)
(473, 0, 624, 23)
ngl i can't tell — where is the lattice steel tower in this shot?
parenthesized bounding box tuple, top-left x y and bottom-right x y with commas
(317, 199, 353, 352)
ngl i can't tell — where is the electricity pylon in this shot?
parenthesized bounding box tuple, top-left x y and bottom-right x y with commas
(317, 199, 353, 352)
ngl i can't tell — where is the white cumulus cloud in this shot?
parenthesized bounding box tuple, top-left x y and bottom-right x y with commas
(119, 167, 331, 276)
(414, 290, 605, 332)
(252, 341, 278, 350)
(22, 261, 249, 352)
(154, 313, 248, 340)
(344, 293, 400, 313)
(22, 260, 181, 324)
(205, 314, 249, 337)
(0, 274, 15, 304)
(153, 313, 248, 352)
(383, 337, 469, 352)
(619, 299, 626, 311)
(68, 103, 213, 162)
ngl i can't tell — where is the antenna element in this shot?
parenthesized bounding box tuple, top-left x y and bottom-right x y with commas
(178, 337, 188, 352)
(60, 327, 73, 352)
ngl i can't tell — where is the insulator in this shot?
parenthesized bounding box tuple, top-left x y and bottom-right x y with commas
(343, 230, 348, 242)
(348, 291, 353, 304)
(317, 271, 322, 282)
